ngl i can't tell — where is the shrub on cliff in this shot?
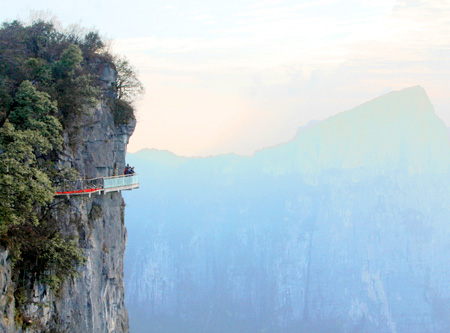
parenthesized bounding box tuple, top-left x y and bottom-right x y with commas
(0, 81, 61, 232)
(0, 80, 83, 297)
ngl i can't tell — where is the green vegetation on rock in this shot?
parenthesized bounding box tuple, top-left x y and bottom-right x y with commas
(0, 18, 143, 323)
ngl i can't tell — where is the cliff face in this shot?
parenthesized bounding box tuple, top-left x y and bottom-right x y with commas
(48, 93, 135, 332)
(0, 64, 135, 332)
(0, 248, 14, 330)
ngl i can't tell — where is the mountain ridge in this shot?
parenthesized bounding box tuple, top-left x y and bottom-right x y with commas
(132, 86, 450, 175)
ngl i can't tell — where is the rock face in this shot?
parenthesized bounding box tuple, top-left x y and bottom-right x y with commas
(0, 248, 14, 330)
(49, 191, 130, 332)
(49, 72, 135, 331)
(124, 87, 450, 332)
(0, 64, 135, 332)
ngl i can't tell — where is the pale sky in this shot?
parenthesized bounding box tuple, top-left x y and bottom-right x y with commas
(2, 0, 450, 156)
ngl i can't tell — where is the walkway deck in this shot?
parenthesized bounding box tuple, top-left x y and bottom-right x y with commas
(55, 174, 139, 197)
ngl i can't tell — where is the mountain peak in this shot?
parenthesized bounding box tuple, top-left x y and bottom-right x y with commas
(257, 86, 450, 175)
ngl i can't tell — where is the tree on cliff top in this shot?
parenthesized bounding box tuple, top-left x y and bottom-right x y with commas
(0, 19, 143, 129)
(115, 56, 144, 102)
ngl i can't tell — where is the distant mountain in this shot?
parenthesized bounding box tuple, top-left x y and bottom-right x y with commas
(124, 86, 450, 332)
(294, 119, 320, 137)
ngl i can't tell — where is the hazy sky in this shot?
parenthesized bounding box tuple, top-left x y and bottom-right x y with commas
(2, 0, 450, 156)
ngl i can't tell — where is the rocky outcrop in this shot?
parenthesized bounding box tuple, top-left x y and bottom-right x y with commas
(48, 191, 130, 332)
(49, 68, 135, 332)
(0, 248, 14, 330)
(0, 63, 135, 332)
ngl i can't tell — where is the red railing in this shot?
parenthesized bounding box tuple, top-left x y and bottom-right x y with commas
(55, 187, 103, 195)
(55, 177, 104, 196)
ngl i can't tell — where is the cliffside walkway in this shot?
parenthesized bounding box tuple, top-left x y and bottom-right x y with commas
(55, 174, 139, 197)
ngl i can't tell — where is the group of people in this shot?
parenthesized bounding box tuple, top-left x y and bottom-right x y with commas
(124, 164, 136, 175)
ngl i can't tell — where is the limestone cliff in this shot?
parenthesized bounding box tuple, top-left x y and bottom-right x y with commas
(0, 63, 135, 332)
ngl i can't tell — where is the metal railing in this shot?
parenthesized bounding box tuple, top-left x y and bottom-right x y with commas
(103, 174, 139, 193)
(55, 174, 139, 196)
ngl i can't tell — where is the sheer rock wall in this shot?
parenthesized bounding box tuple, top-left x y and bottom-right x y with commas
(0, 63, 135, 332)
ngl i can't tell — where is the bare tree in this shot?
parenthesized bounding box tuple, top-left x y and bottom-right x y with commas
(114, 56, 144, 101)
